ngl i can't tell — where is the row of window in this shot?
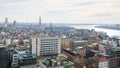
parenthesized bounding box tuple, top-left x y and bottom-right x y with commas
(41, 48, 57, 49)
(41, 39, 58, 41)
(41, 46, 58, 47)
(21, 59, 36, 62)
(41, 44, 58, 46)
(40, 49, 57, 51)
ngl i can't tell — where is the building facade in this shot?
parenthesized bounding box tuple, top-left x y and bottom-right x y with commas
(99, 57, 108, 68)
(11, 50, 19, 68)
(108, 57, 118, 68)
(31, 37, 61, 56)
(63, 48, 79, 62)
(0, 46, 9, 68)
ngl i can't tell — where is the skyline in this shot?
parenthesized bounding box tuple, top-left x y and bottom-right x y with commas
(0, 0, 120, 24)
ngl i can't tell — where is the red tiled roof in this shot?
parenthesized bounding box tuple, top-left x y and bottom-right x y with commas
(99, 57, 107, 62)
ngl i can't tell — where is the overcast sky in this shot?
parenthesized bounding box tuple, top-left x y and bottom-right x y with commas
(0, 0, 120, 24)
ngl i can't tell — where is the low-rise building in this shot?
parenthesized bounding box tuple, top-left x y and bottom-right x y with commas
(62, 48, 79, 62)
(39, 54, 74, 68)
(19, 51, 37, 66)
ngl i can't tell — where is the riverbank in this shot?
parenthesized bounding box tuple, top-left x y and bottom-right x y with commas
(70, 25, 120, 37)
(95, 26, 120, 30)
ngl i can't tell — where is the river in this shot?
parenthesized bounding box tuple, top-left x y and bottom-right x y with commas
(70, 25, 120, 37)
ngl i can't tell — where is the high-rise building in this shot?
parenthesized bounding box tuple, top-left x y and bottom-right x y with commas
(13, 20, 16, 26)
(0, 46, 9, 68)
(38, 16, 45, 32)
(50, 22, 54, 33)
(31, 37, 61, 56)
(39, 16, 41, 26)
(4, 18, 8, 28)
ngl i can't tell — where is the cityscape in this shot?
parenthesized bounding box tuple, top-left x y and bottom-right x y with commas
(0, 0, 120, 68)
(0, 17, 120, 68)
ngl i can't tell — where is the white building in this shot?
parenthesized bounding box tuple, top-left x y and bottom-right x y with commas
(99, 57, 108, 68)
(99, 61, 108, 68)
(31, 37, 61, 56)
(5, 38, 11, 45)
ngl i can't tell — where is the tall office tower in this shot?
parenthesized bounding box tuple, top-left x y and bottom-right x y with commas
(31, 37, 61, 56)
(0, 46, 9, 68)
(4, 18, 8, 28)
(39, 16, 41, 26)
(13, 20, 16, 26)
(53, 26, 56, 32)
(50, 22, 52, 27)
(50, 22, 53, 31)
(38, 16, 45, 32)
(39, 16, 42, 32)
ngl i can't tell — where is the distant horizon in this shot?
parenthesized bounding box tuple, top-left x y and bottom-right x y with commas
(0, 0, 120, 24)
(0, 21, 120, 25)
(0, 17, 120, 24)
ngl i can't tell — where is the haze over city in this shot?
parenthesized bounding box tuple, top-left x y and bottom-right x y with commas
(1, 0, 120, 68)
(0, 0, 120, 24)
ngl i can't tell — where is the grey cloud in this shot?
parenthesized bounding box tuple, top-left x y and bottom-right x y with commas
(0, 0, 26, 10)
(109, 17, 120, 20)
(90, 13, 112, 17)
(75, 2, 95, 6)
